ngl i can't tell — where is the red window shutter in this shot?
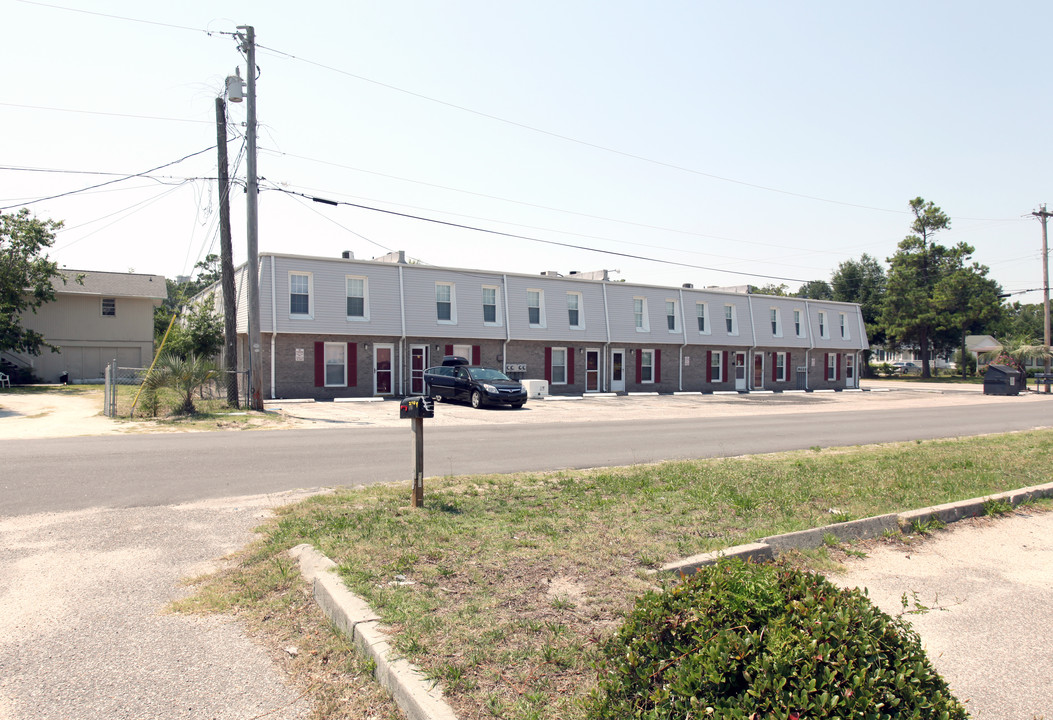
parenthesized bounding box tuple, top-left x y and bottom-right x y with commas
(567, 347, 575, 385)
(545, 347, 552, 383)
(445, 344, 454, 356)
(314, 342, 324, 387)
(472, 345, 481, 365)
(772, 352, 778, 382)
(787, 352, 792, 381)
(824, 353, 829, 380)
(347, 342, 357, 387)
(706, 350, 712, 382)
(636, 349, 643, 384)
(655, 349, 661, 384)
(722, 351, 729, 381)
(836, 353, 841, 381)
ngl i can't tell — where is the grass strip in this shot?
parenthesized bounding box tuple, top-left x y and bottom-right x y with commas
(179, 429, 1053, 720)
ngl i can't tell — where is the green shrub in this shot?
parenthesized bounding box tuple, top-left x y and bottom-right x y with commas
(588, 560, 966, 720)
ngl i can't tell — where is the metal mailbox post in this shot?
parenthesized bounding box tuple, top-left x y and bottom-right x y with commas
(399, 396, 434, 507)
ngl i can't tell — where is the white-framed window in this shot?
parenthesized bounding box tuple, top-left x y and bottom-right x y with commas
(101, 298, 116, 317)
(770, 308, 782, 337)
(640, 349, 655, 383)
(551, 347, 567, 384)
(527, 289, 546, 328)
(324, 342, 346, 387)
(695, 302, 710, 334)
(666, 300, 678, 332)
(567, 292, 583, 329)
(289, 272, 312, 318)
(482, 285, 501, 326)
(794, 308, 805, 338)
(346, 276, 368, 320)
(776, 352, 787, 382)
(839, 312, 850, 340)
(634, 297, 649, 331)
(818, 311, 828, 339)
(724, 304, 738, 335)
(436, 282, 456, 324)
(827, 352, 837, 381)
(710, 350, 723, 382)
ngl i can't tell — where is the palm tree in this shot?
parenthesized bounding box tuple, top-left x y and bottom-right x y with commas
(143, 352, 220, 414)
(980, 336, 1052, 375)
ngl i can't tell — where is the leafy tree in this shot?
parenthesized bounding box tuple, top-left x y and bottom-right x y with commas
(751, 283, 789, 296)
(992, 302, 1044, 341)
(154, 254, 223, 341)
(933, 264, 1003, 377)
(794, 279, 833, 299)
(141, 352, 220, 414)
(0, 209, 71, 355)
(163, 296, 224, 360)
(881, 197, 978, 378)
(831, 254, 886, 374)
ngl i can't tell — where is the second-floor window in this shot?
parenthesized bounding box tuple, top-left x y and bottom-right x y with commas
(725, 304, 737, 335)
(290, 272, 311, 317)
(840, 312, 850, 339)
(102, 298, 116, 317)
(666, 300, 677, 332)
(436, 282, 455, 323)
(567, 292, 582, 328)
(696, 302, 709, 333)
(819, 311, 828, 339)
(346, 276, 367, 320)
(794, 309, 804, 337)
(527, 289, 545, 327)
(770, 308, 782, 337)
(482, 286, 499, 325)
(634, 297, 649, 331)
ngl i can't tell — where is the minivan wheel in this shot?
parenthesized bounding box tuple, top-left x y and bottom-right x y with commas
(471, 390, 483, 409)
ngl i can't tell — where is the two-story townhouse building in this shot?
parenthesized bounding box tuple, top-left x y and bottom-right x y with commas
(206, 252, 868, 400)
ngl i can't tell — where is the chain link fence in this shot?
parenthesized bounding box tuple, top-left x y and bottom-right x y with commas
(103, 358, 249, 418)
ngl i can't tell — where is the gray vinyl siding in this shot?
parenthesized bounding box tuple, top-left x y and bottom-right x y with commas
(504, 274, 608, 342)
(402, 266, 509, 340)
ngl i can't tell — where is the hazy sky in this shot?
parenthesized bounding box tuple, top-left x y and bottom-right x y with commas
(3, 1, 1051, 302)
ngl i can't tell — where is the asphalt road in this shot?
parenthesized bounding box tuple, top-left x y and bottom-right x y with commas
(2, 398, 1051, 516)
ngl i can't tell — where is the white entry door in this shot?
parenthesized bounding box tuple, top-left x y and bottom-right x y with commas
(735, 352, 747, 391)
(610, 349, 625, 392)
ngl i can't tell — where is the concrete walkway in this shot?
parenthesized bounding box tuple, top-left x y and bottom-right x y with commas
(0, 492, 319, 720)
(835, 509, 1053, 720)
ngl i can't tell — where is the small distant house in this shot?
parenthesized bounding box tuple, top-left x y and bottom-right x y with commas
(7, 269, 166, 383)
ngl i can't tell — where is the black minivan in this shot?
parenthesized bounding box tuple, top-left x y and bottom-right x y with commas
(423, 356, 528, 409)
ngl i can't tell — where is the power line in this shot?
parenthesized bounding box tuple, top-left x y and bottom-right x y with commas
(13, 0, 231, 35)
(268, 186, 813, 284)
(0, 146, 217, 211)
(0, 101, 211, 125)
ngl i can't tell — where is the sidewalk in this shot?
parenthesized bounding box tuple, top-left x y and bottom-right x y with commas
(835, 509, 1053, 719)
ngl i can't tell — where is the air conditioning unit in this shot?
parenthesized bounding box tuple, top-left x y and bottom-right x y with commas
(522, 379, 549, 398)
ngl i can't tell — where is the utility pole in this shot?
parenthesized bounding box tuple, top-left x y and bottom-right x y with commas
(237, 25, 264, 410)
(215, 97, 239, 408)
(1032, 205, 1052, 392)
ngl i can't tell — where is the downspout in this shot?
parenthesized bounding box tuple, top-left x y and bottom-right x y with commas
(269, 255, 277, 399)
(804, 299, 814, 391)
(678, 288, 688, 391)
(746, 294, 757, 391)
(399, 265, 407, 396)
(602, 282, 611, 392)
(502, 274, 511, 372)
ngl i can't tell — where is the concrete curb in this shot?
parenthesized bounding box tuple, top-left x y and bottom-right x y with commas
(661, 481, 1053, 576)
(288, 544, 459, 720)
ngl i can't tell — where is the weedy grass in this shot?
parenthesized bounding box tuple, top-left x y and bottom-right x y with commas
(183, 429, 1053, 720)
